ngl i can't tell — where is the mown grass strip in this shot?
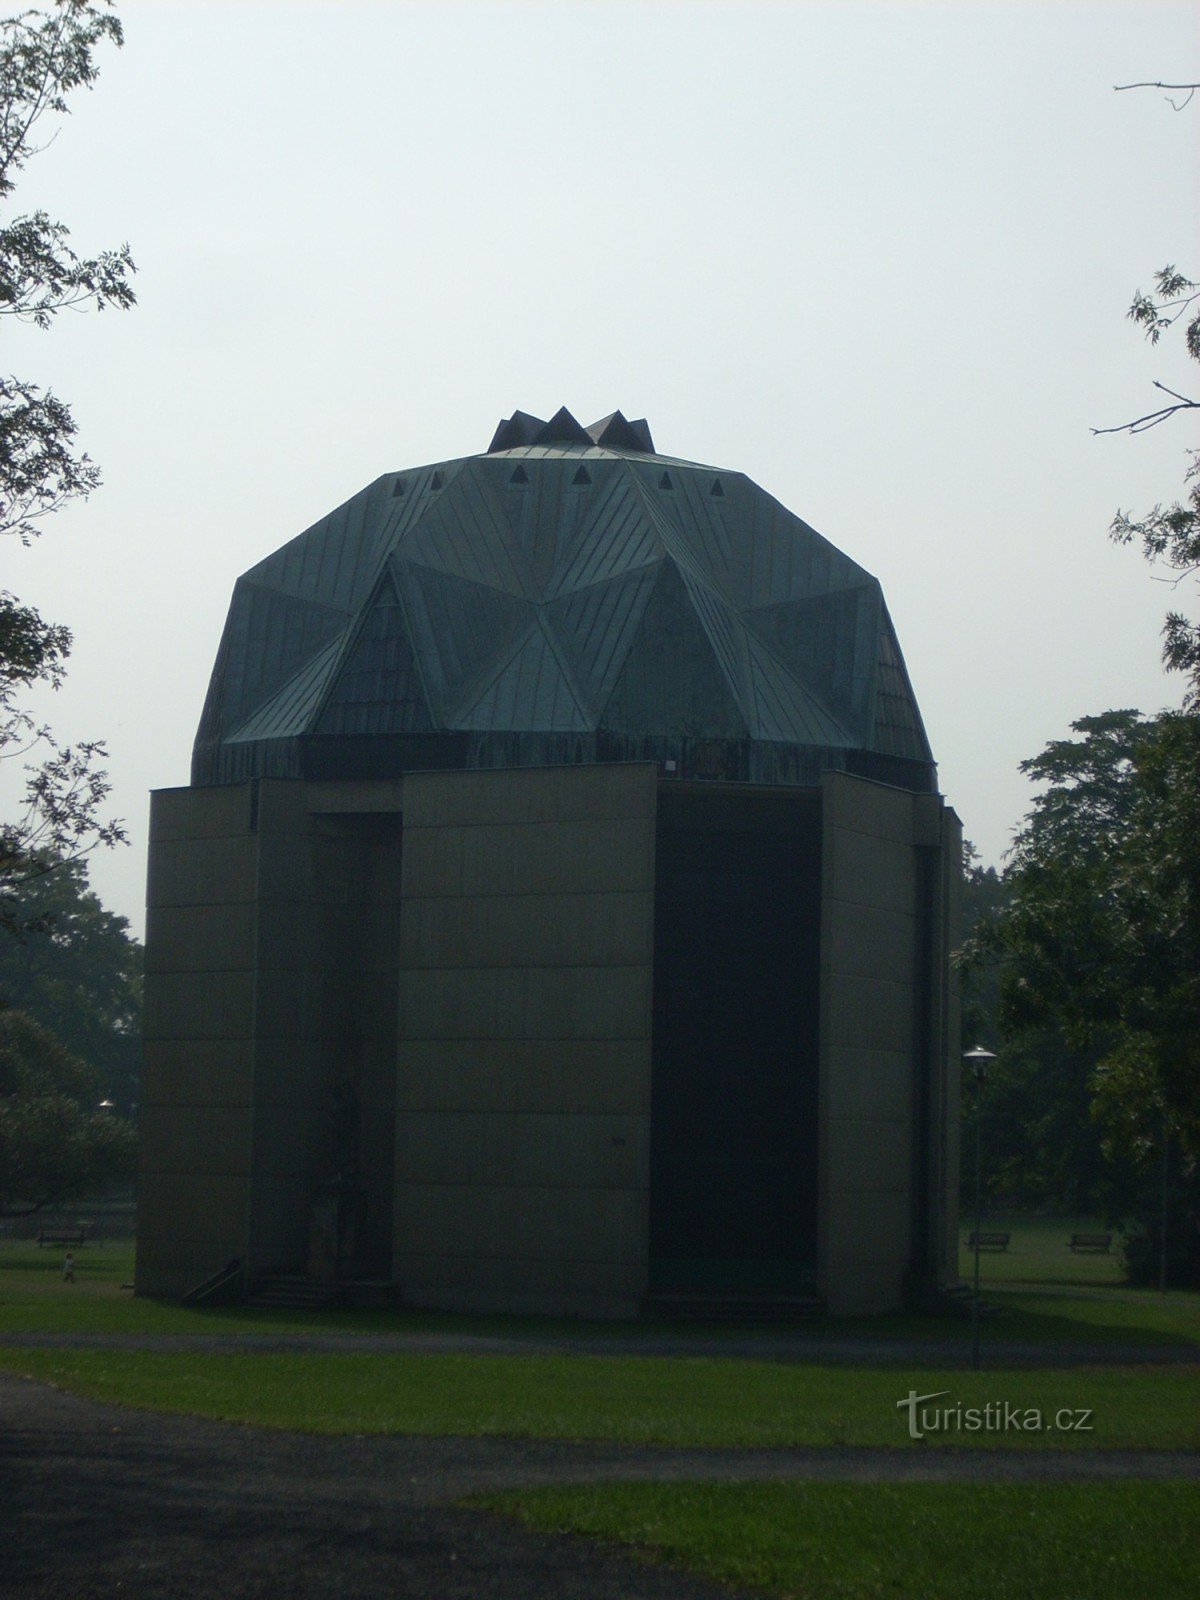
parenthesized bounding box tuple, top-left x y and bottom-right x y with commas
(2, 1243, 1198, 1347)
(957, 1214, 1127, 1289)
(1, 1348, 1195, 1448)
(481, 1480, 1200, 1599)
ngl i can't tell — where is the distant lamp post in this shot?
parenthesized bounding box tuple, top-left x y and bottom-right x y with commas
(963, 1046, 996, 1371)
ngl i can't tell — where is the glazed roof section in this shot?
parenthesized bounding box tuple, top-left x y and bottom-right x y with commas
(194, 409, 933, 778)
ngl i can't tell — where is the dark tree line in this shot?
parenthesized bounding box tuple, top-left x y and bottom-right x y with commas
(0, 3, 136, 1216)
(960, 708, 1199, 1284)
(1, 0, 135, 936)
(959, 78, 1200, 1284)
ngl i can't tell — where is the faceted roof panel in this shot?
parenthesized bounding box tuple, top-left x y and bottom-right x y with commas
(452, 619, 591, 733)
(192, 409, 934, 788)
(314, 570, 433, 738)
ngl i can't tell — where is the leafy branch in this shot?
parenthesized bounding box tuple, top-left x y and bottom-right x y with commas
(0, 3, 134, 931)
(1092, 268, 1199, 437)
(1097, 267, 1200, 704)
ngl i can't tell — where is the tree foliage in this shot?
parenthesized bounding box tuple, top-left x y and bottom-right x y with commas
(0, 1, 134, 933)
(0, 1006, 135, 1215)
(970, 86, 1200, 1272)
(958, 842, 1004, 1051)
(984, 711, 1198, 1141)
(959, 844, 1116, 1217)
(962, 710, 1200, 1280)
(0, 851, 140, 1109)
(0, 1, 134, 324)
(1101, 266, 1200, 704)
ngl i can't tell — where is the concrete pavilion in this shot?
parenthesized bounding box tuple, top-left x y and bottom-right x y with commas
(137, 407, 962, 1317)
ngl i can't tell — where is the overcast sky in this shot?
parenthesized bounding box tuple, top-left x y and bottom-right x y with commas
(5, 0, 1198, 938)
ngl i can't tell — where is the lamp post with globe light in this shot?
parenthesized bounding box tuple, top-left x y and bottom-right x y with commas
(963, 1046, 996, 1370)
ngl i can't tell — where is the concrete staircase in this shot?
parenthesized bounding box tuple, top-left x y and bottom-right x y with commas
(246, 1274, 346, 1311)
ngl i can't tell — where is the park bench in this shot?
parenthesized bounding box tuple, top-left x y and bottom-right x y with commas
(967, 1231, 1011, 1251)
(1069, 1231, 1113, 1252)
(36, 1226, 89, 1248)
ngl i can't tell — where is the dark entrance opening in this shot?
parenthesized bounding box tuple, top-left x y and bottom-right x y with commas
(310, 812, 403, 1280)
(649, 786, 821, 1295)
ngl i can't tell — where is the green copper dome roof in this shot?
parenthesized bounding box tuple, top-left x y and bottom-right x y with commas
(192, 409, 934, 791)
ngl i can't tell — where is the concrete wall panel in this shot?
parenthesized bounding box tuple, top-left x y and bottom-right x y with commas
(142, 969, 256, 1043)
(399, 891, 654, 969)
(823, 825, 916, 913)
(138, 1103, 251, 1177)
(405, 818, 656, 900)
(396, 1040, 651, 1116)
(395, 1112, 647, 1190)
(819, 772, 921, 1315)
(134, 1232, 244, 1302)
(395, 1182, 645, 1265)
(144, 903, 257, 974)
(824, 1185, 913, 1272)
(826, 1264, 908, 1317)
(820, 1047, 910, 1124)
(139, 782, 405, 1294)
(823, 905, 916, 986)
(824, 1117, 912, 1195)
(399, 965, 651, 1043)
(394, 1256, 643, 1319)
(822, 777, 917, 846)
(394, 764, 656, 1316)
(148, 784, 252, 843)
(141, 1040, 253, 1110)
(138, 788, 258, 1296)
(138, 1172, 248, 1248)
(824, 976, 914, 1057)
(146, 835, 258, 908)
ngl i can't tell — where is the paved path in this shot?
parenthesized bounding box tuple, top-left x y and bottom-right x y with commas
(3, 1326, 1198, 1365)
(2, 1368, 1198, 1600)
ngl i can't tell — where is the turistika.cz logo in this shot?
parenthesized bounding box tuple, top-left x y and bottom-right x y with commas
(896, 1390, 1095, 1441)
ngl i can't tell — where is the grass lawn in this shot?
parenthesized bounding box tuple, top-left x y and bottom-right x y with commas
(2, 1241, 1197, 1347)
(5, 1231, 1196, 1597)
(479, 1480, 1200, 1599)
(2, 1234, 1196, 1452)
(1, 1345, 1195, 1448)
(958, 1215, 1126, 1289)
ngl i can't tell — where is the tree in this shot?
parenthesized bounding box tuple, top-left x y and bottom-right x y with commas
(0, 851, 141, 1110)
(958, 841, 1004, 1052)
(0, 1006, 135, 1215)
(0, 1, 135, 932)
(995, 711, 1198, 1138)
(965, 710, 1200, 1282)
(958, 842, 1118, 1217)
(1098, 85, 1199, 700)
(1097, 267, 1200, 704)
